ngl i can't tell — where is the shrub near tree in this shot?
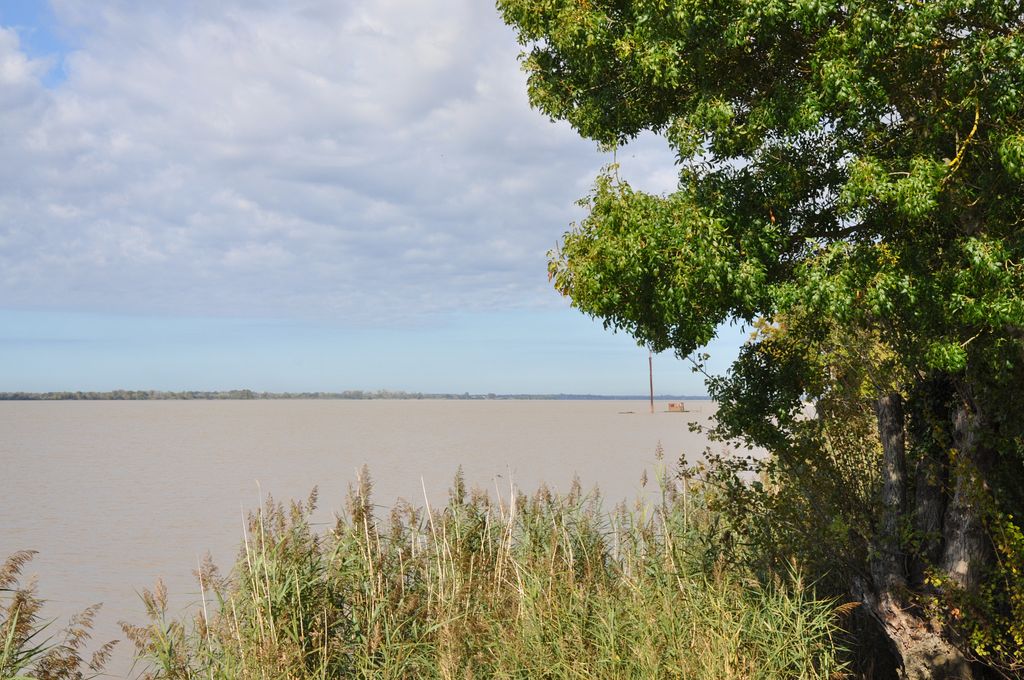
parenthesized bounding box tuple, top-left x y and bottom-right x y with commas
(497, 1, 1024, 676)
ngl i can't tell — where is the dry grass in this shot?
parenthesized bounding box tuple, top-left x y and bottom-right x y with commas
(0, 550, 117, 679)
(123, 464, 846, 679)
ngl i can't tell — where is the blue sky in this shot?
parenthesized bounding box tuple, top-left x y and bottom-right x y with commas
(0, 1, 745, 394)
(0, 2, 68, 83)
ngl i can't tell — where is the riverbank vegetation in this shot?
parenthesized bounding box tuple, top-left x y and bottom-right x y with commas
(0, 551, 116, 679)
(3, 463, 848, 679)
(120, 465, 843, 679)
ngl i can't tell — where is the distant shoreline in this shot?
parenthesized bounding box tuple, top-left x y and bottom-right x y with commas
(0, 390, 709, 401)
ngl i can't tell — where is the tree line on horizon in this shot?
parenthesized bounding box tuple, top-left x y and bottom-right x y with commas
(0, 390, 704, 401)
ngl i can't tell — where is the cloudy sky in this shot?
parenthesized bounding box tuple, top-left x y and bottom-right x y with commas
(0, 0, 743, 394)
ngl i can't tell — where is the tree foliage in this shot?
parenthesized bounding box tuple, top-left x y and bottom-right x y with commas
(499, 0, 1024, 674)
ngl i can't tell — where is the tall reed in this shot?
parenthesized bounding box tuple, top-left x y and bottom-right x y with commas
(0, 550, 116, 679)
(125, 466, 846, 679)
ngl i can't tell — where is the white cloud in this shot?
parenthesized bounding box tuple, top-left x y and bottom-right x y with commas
(0, 1, 678, 324)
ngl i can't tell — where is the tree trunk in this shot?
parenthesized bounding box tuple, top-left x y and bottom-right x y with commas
(873, 392, 907, 592)
(854, 581, 976, 680)
(908, 377, 951, 588)
(939, 399, 992, 592)
(859, 393, 977, 680)
(911, 446, 947, 586)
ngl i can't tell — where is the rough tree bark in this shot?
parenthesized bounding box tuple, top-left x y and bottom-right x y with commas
(908, 377, 952, 590)
(940, 398, 992, 593)
(911, 444, 947, 587)
(873, 392, 907, 593)
(858, 393, 977, 680)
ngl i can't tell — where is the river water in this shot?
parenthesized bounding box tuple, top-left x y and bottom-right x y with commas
(0, 399, 719, 677)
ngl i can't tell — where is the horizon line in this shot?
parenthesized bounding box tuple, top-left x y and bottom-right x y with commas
(0, 389, 711, 401)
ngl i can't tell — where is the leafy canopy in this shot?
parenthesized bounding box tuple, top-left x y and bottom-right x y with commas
(501, 0, 1024, 377)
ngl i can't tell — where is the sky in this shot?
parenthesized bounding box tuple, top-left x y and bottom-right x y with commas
(0, 0, 746, 394)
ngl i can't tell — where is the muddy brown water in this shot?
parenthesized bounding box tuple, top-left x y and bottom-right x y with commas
(0, 399, 721, 677)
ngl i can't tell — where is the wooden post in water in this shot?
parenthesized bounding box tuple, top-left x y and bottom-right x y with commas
(649, 352, 654, 414)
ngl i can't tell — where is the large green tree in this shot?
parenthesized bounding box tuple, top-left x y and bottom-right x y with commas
(498, 1, 1024, 677)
